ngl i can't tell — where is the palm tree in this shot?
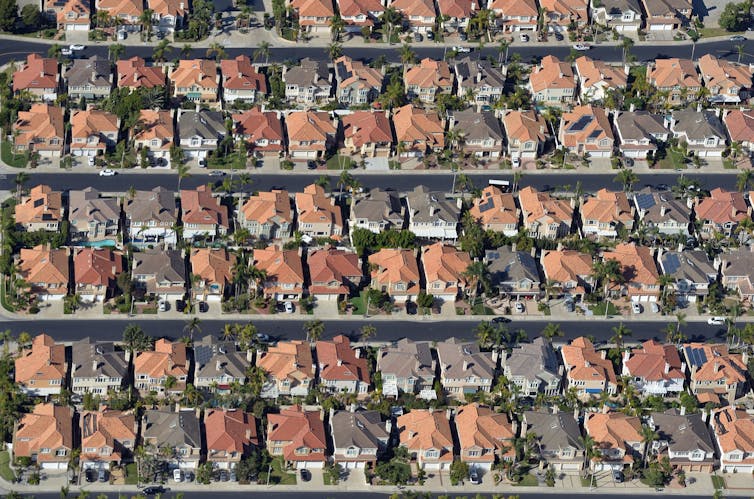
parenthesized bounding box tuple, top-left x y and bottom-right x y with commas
(108, 43, 125, 63)
(640, 425, 658, 469)
(206, 43, 227, 62)
(180, 44, 193, 59)
(736, 169, 754, 192)
(580, 434, 600, 470)
(379, 7, 402, 44)
(614, 168, 639, 192)
(541, 323, 564, 342)
(253, 41, 271, 64)
(462, 261, 490, 304)
(176, 162, 191, 190)
(303, 319, 325, 342)
(591, 258, 623, 299)
(360, 324, 377, 342)
(327, 42, 343, 61)
(14, 171, 29, 202)
(183, 317, 201, 343)
(221, 323, 237, 342)
(736, 43, 745, 64)
(621, 36, 634, 64)
(475, 320, 502, 349)
(17, 331, 31, 352)
(398, 43, 416, 70)
(330, 14, 345, 41)
(139, 9, 154, 38)
(122, 323, 152, 355)
(152, 39, 172, 63)
(610, 322, 631, 351)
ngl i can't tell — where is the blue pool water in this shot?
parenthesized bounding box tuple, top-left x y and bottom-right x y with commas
(79, 240, 117, 248)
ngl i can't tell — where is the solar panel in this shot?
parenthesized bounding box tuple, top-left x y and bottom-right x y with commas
(588, 130, 602, 139)
(194, 345, 213, 367)
(568, 115, 592, 132)
(635, 193, 656, 211)
(478, 198, 495, 212)
(663, 253, 681, 275)
(487, 251, 500, 260)
(684, 346, 707, 368)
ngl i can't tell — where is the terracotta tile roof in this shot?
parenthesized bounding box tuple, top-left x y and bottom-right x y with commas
(342, 111, 392, 148)
(698, 54, 751, 95)
(233, 108, 284, 151)
(602, 243, 659, 287)
(133, 339, 188, 380)
(337, 0, 383, 19)
(241, 190, 293, 225)
(15, 333, 66, 386)
(190, 248, 235, 289)
(334, 56, 383, 91)
(294, 184, 343, 233)
(503, 110, 547, 144)
(286, 111, 335, 146)
(580, 188, 633, 225)
(392, 104, 444, 148)
(539, 0, 587, 22)
(205, 409, 259, 454)
(96, 0, 143, 17)
(404, 58, 453, 90)
(438, 0, 474, 18)
(13, 104, 64, 149)
(117, 57, 166, 89)
(316, 335, 370, 384)
(683, 342, 747, 384)
(574, 56, 627, 91)
(529, 55, 575, 93)
(257, 341, 314, 383)
(17, 245, 69, 293)
(70, 109, 119, 142)
(308, 247, 361, 295)
(624, 340, 684, 382)
(560, 105, 613, 150)
(649, 58, 700, 89)
(267, 406, 327, 462)
(712, 407, 754, 455)
(15, 184, 62, 226)
(14, 403, 73, 462)
(13, 54, 58, 91)
(724, 109, 754, 143)
(134, 110, 173, 148)
(57, 0, 90, 24)
(74, 248, 124, 287)
(421, 242, 471, 292)
(695, 188, 749, 225)
(368, 248, 420, 291)
(80, 410, 136, 463)
(541, 249, 593, 283)
(562, 336, 617, 386)
(220, 55, 267, 92)
(519, 186, 573, 226)
(469, 186, 518, 228)
(290, 0, 335, 19)
(391, 0, 436, 18)
(455, 403, 515, 461)
(397, 409, 453, 458)
(253, 246, 305, 293)
(170, 59, 218, 90)
(585, 411, 642, 450)
(181, 184, 229, 229)
(147, 0, 186, 17)
(490, 0, 537, 15)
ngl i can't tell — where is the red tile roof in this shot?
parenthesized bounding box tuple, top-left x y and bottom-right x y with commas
(315, 335, 370, 384)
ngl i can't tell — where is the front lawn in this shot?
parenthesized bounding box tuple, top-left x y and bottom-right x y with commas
(348, 291, 366, 315)
(1, 141, 28, 168)
(124, 463, 138, 485)
(261, 457, 297, 485)
(589, 302, 620, 316)
(514, 474, 540, 486)
(0, 451, 15, 482)
(711, 475, 726, 490)
(655, 148, 687, 170)
(326, 154, 353, 170)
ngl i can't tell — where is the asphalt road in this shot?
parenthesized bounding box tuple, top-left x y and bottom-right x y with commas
(6, 492, 722, 499)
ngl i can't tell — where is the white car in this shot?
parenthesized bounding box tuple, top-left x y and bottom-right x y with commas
(69, 44, 86, 51)
(98, 168, 116, 176)
(158, 300, 168, 312)
(519, 33, 529, 42)
(453, 46, 471, 53)
(87, 156, 95, 166)
(514, 302, 525, 313)
(60, 48, 72, 56)
(572, 43, 591, 51)
(284, 301, 294, 314)
(173, 469, 183, 482)
(707, 316, 726, 325)
(631, 303, 642, 314)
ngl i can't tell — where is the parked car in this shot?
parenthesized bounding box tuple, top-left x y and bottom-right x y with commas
(158, 300, 168, 312)
(426, 30, 434, 40)
(143, 487, 167, 496)
(307, 160, 318, 170)
(61, 48, 73, 56)
(573, 43, 591, 51)
(707, 316, 726, 325)
(98, 469, 108, 482)
(612, 470, 624, 483)
(284, 301, 294, 314)
(300, 469, 311, 482)
(208, 170, 225, 177)
(730, 35, 746, 41)
(631, 303, 642, 314)
(491, 317, 511, 324)
(198, 158, 207, 167)
(515, 302, 525, 313)
(458, 30, 468, 41)
(85, 469, 97, 483)
(176, 299, 186, 312)
(198, 301, 209, 313)
(519, 33, 529, 42)
(173, 469, 183, 483)
(414, 32, 423, 42)
(469, 468, 481, 484)
(70, 44, 85, 51)
(98, 168, 116, 176)
(256, 333, 271, 343)
(650, 302, 660, 313)
(453, 45, 471, 53)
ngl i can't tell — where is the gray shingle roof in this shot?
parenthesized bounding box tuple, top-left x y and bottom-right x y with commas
(284, 58, 330, 87)
(436, 337, 496, 380)
(351, 188, 404, 228)
(524, 411, 584, 451)
(193, 335, 249, 380)
(650, 409, 715, 454)
(71, 338, 128, 380)
(504, 337, 561, 387)
(406, 185, 461, 224)
(66, 56, 112, 89)
(454, 57, 506, 91)
(69, 187, 120, 225)
(485, 246, 541, 289)
(124, 187, 177, 225)
(132, 249, 186, 283)
(143, 409, 201, 449)
(659, 250, 716, 284)
(330, 409, 389, 450)
(377, 338, 435, 381)
(615, 111, 666, 141)
(178, 110, 226, 140)
(633, 188, 691, 225)
(672, 109, 726, 141)
(452, 110, 504, 142)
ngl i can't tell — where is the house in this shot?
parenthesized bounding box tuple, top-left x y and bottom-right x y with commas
(614, 111, 669, 159)
(267, 406, 327, 469)
(334, 56, 383, 106)
(397, 410, 454, 470)
(377, 339, 436, 396)
(257, 341, 315, 398)
(238, 190, 293, 240)
(541, 249, 594, 299)
(15, 333, 67, 396)
(711, 406, 754, 473)
(450, 110, 504, 158)
(590, 0, 642, 32)
(368, 248, 420, 302)
(648, 409, 716, 472)
(205, 409, 259, 469)
(573, 57, 628, 102)
(116, 57, 166, 90)
(490, 0, 538, 32)
(436, 337, 496, 398)
(468, 186, 518, 235)
(307, 248, 362, 301)
(503, 110, 549, 160)
(73, 248, 124, 302)
(290, 0, 334, 33)
(485, 246, 542, 299)
(559, 105, 614, 157)
(580, 188, 634, 238)
(403, 58, 453, 103)
(233, 108, 285, 157)
(561, 336, 618, 395)
(181, 185, 229, 241)
(55, 0, 91, 32)
(669, 108, 727, 157)
(682, 343, 749, 403)
(421, 242, 471, 301)
(68, 188, 120, 244)
(528, 55, 576, 107)
(133, 339, 189, 397)
(641, 0, 691, 31)
(521, 411, 584, 473)
(70, 109, 120, 157)
(502, 337, 562, 397)
(13, 403, 73, 470)
(349, 188, 404, 235)
(316, 335, 370, 394)
(405, 185, 461, 239)
(17, 245, 69, 301)
(437, 0, 476, 29)
(337, 0, 384, 29)
(392, 105, 445, 157)
(177, 110, 226, 160)
(455, 403, 516, 469)
(13, 54, 59, 101)
(698, 54, 751, 104)
(286, 110, 336, 160)
(389, 0, 436, 33)
(12, 104, 65, 157)
(95, 0, 143, 28)
(283, 58, 331, 106)
(220, 55, 267, 103)
(252, 247, 305, 301)
(147, 0, 187, 32)
(518, 186, 574, 239)
(169, 59, 219, 104)
(15, 184, 63, 232)
(330, 409, 389, 468)
(190, 248, 235, 302)
(621, 340, 685, 397)
(648, 59, 701, 105)
(295, 184, 343, 238)
(193, 336, 250, 392)
(80, 410, 136, 469)
(123, 187, 178, 246)
(724, 109, 754, 154)
(721, 249, 754, 300)
(584, 411, 643, 471)
(539, 0, 588, 30)
(131, 249, 187, 300)
(142, 409, 201, 470)
(66, 56, 112, 100)
(694, 188, 749, 238)
(602, 243, 660, 302)
(658, 249, 716, 305)
(453, 58, 506, 109)
(70, 338, 128, 396)
(633, 188, 692, 235)
(133, 109, 174, 166)
(341, 111, 393, 157)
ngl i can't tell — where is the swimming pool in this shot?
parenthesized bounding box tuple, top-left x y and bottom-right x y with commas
(77, 240, 117, 248)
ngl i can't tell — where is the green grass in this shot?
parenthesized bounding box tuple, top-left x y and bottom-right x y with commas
(699, 27, 743, 38)
(347, 290, 368, 315)
(656, 148, 687, 170)
(124, 463, 138, 485)
(0, 451, 15, 482)
(389, 160, 401, 170)
(326, 155, 353, 170)
(514, 474, 540, 486)
(589, 302, 619, 316)
(0, 278, 16, 313)
(262, 457, 297, 485)
(1, 141, 29, 168)
(711, 475, 725, 490)
(723, 158, 737, 169)
(580, 476, 593, 487)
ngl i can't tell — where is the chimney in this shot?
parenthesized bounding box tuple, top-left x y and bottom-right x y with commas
(677, 242, 684, 252)
(602, 404, 610, 414)
(622, 350, 630, 364)
(462, 360, 469, 371)
(713, 361, 720, 373)
(337, 359, 343, 366)
(216, 360, 223, 372)
(180, 1, 184, 7)
(446, 408, 452, 420)
(660, 205, 667, 217)
(355, 348, 361, 358)
(245, 428, 252, 440)
(732, 206, 738, 219)
(629, 102, 635, 112)
(385, 419, 392, 434)
(134, 71, 139, 82)
(680, 405, 686, 415)
(247, 349, 254, 363)
(92, 360, 98, 371)
(664, 362, 670, 374)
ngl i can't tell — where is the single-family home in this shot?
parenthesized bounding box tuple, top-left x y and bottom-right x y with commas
(485, 246, 542, 299)
(337, 0, 384, 29)
(15, 333, 67, 396)
(724, 109, 754, 154)
(142, 409, 201, 470)
(437, 0, 476, 29)
(397, 409, 454, 470)
(233, 108, 285, 157)
(70, 109, 120, 157)
(658, 249, 716, 305)
(334, 56, 383, 106)
(649, 409, 716, 472)
(528, 56, 576, 107)
(389, 0, 436, 32)
(694, 188, 749, 238)
(123, 187, 178, 246)
(584, 411, 643, 471)
(580, 188, 634, 238)
(252, 246, 305, 301)
(70, 338, 128, 396)
(341, 111, 393, 157)
(421, 242, 471, 302)
(73, 248, 124, 302)
(55, 0, 91, 32)
(377, 339, 436, 396)
(368, 248, 420, 302)
(307, 248, 362, 301)
(190, 248, 235, 302)
(12, 104, 65, 157)
(17, 245, 69, 301)
(133, 109, 174, 166)
(405, 185, 461, 239)
(450, 110, 504, 159)
(66, 56, 112, 100)
(541, 249, 594, 299)
(13, 54, 59, 101)
(559, 105, 614, 157)
(267, 406, 327, 469)
(490, 0, 538, 32)
(561, 336, 618, 395)
(116, 57, 166, 90)
(147, 0, 188, 32)
(519, 186, 574, 239)
(181, 185, 229, 241)
(257, 341, 315, 398)
(13, 403, 73, 470)
(349, 188, 404, 235)
(648, 58, 701, 105)
(455, 403, 516, 469)
(622, 340, 685, 396)
(290, 0, 334, 33)
(601, 243, 660, 302)
(283, 58, 331, 106)
(68, 188, 120, 244)
(286, 110, 336, 160)
(573, 56, 628, 102)
(590, 0, 642, 32)
(502, 337, 562, 397)
(633, 188, 692, 235)
(193, 336, 250, 392)
(698, 54, 751, 104)
(403, 58, 453, 103)
(436, 337, 496, 398)
(711, 406, 754, 473)
(80, 410, 136, 469)
(133, 339, 189, 397)
(169, 59, 219, 104)
(238, 190, 293, 240)
(316, 335, 370, 394)
(640, 0, 691, 31)
(15, 184, 62, 232)
(177, 109, 226, 160)
(132, 249, 187, 300)
(295, 184, 343, 238)
(468, 186, 518, 235)
(682, 343, 749, 403)
(205, 409, 259, 469)
(668, 108, 727, 157)
(392, 104, 445, 157)
(95, 0, 142, 28)
(503, 110, 549, 160)
(720, 249, 754, 300)
(614, 111, 669, 159)
(330, 409, 389, 468)
(539, 0, 587, 30)
(453, 58, 506, 109)
(521, 411, 584, 473)
(220, 55, 267, 103)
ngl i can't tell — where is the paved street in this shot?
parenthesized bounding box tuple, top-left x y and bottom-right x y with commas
(0, 491, 726, 498)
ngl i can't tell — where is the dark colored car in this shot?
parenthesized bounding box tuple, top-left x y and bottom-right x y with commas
(175, 299, 186, 312)
(300, 469, 311, 482)
(612, 470, 624, 483)
(307, 160, 318, 170)
(491, 317, 511, 324)
(143, 486, 167, 495)
(198, 301, 209, 313)
(469, 468, 480, 484)
(85, 469, 97, 483)
(219, 470, 229, 482)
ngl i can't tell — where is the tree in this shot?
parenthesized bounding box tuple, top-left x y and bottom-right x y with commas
(0, 0, 17, 32)
(360, 324, 377, 342)
(719, 1, 750, 31)
(122, 323, 153, 354)
(610, 322, 631, 351)
(463, 260, 490, 303)
(253, 41, 270, 64)
(591, 258, 623, 298)
(329, 14, 345, 41)
(614, 168, 639, 191)
(108, 43, 125, 63)
(374, 457, 411, 485)
(398, 43, 416, 69)
(621, 36, 634, 63)
(183, 317, 201, 342)
(206, 42, 227, 62)
(541, 323, 564, 342)
(176, 161, 191, 190)
(20, 4, 39, 29)
(449, 459, 469, 486)
(152, 39, 172, 63)
(640, 424, 658, 469)
(14, 171, 28, 202)
(327, 41, 343, 61)
(475, 320, 502, 349)
(303, 319, 325, 342)
(736, 169, 754, 192)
